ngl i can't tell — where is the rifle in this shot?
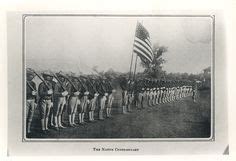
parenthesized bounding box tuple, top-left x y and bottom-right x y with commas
(57, 72, 78, 91)
(72, 76, 87, 91)
(28, 68, 50, 90)
(26, 81, 36, 91)
(83, 76, 97, 92)
(52, 73, 67, 91)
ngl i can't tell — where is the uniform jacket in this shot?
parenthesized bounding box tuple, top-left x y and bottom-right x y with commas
(26, 81, 37, 100)
(38, 81, 53, 100)
(54, 81, 67, 97)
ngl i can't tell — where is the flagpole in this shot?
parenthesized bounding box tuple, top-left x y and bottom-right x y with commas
(132, 53, 138, 81)
(128, 21, 138, 82)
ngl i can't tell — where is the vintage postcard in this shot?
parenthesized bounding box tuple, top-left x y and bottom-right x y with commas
(7, 12, 228, 155)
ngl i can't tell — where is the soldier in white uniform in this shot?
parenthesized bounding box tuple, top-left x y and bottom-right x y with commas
(77, 77, 89, 124)
(67, 75, 80, 127)
(38, 71, 54, 134)
(52, 73, 69, 130)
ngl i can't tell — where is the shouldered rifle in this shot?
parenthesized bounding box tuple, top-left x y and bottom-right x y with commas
(52, 73, 67, 91)
(28, 68, 50, 90)
(84, 76, 97, 92)
(58, 73, 78, 91)
(74, 76, 87, 91)
(26, 81, 36, 91)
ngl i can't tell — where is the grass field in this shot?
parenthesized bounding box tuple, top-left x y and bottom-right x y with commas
(27, 89, 211, 139)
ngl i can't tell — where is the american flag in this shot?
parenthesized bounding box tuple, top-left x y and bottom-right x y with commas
(133, 22, 154, 63)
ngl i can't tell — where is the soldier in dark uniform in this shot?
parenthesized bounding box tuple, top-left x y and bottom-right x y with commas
(192, 82, 198, 102)
(53, 73, 69, 129)
(38, 71, 54, 134)
(142, 79, 149, 107)
(26, 69, 37, 134)
(49, 78, 56, 128)
(127, 80, 134, 112)
(134, 79, 143, 109)
(133, 79, 140, 108)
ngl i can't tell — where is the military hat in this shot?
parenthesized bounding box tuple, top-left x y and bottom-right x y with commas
(69, 72, 76, 77)
(42, 71, 53, 77)
(26, 68, 35, 77)
(55, 72, 64, 78)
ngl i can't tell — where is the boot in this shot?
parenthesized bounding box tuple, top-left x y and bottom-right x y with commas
(72, 113, 76, 125)
(89, 111, 92, 122)
(108, 108, 112, 117)
(54, 116, 58, 127)
(41, 119, 46, 133)
(82, 113, 85, 123)
(79, 113, 82, 124)
(128, 105, 131, 112)
(99, 110, 104, 120)
(91, 111, 94, 121)
(27, 122, 31, 134)
(58, 115, 65, 128)
(53, 116, 59, 130)
(45, 117, 49, 130)
(92, 111, 96, 121)
(106, 108, 109, 117)
(68, 115, 73, 127)
(122, 106, 127, 114)
(50, 114, 54, 127)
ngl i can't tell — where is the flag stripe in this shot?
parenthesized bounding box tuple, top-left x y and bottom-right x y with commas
(134, 43, 153, 60)
(134, 37, 153, 55)
(134, 49, 152, 63)
(145, 39, 152, 48)
(134, 44, 153, 61)
(134, 39, 153, 58)
(133, 47, 152, 62)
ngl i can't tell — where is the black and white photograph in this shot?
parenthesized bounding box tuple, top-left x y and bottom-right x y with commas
(24, 15, 213, 140)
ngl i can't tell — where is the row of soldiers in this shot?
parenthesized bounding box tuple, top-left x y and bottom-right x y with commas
(120, 78, 197, 113)
(26, 69, 116, 134)
(26, 69, 197, 135)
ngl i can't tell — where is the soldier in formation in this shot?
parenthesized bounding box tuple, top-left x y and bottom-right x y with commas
(25, 69, 196, 135)
(132, 79, 195, 109)
(26, 69, 37, 134)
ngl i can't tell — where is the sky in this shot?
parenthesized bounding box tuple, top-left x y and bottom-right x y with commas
(25, 16, 212, 74)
